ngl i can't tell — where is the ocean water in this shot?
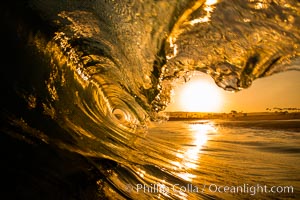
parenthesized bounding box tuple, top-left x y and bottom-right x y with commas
(1, 0, 300, 199)
(144, 119, 300, 199)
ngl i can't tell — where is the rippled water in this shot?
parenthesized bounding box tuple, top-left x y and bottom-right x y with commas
(0, 0, 300, 199)
(146, 120, 300, 199)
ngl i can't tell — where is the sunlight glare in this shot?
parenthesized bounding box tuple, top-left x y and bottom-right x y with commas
(180, 78, 222, 112)
(174, 123, 217, 181)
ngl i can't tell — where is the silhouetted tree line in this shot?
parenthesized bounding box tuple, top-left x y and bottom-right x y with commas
(266, 107, 300, 112)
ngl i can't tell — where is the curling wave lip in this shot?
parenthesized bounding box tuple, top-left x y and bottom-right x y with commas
(1, 0, 300, 199)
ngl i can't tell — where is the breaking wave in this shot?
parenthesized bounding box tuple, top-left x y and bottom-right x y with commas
(0, 0, 299, 199)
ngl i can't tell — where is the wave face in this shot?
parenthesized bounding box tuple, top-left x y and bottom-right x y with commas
(0, 0, 299, 199)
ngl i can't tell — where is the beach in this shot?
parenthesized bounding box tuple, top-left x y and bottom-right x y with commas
(166, 112, 300, 121)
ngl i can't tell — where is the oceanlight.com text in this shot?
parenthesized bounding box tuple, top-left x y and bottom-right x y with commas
(129, 183, 294, 196)
(208, 184, 294, 195)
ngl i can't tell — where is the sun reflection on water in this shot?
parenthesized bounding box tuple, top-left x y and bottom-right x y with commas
(176, 122, 217, 181)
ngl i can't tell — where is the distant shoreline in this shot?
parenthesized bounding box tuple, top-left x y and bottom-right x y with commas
(166, 112, 300, 121)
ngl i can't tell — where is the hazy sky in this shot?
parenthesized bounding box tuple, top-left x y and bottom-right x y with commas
(165, 70, 300, 113)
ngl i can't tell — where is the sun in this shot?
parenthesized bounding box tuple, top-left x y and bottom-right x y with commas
(179, 77, 222, 112)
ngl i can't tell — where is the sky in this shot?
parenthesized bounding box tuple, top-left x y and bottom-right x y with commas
(165, 70, 300, 113)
